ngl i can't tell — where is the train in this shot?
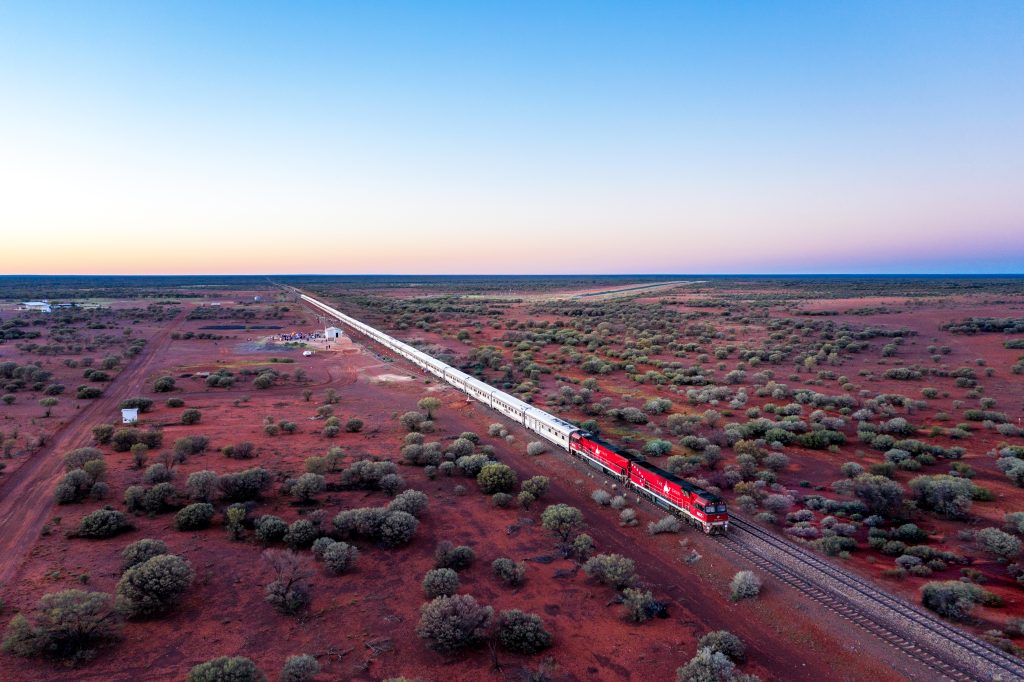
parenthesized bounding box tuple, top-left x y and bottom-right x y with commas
(300, 293, 729, 534)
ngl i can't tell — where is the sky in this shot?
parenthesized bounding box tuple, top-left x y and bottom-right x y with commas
(0, 1, 1022, 275)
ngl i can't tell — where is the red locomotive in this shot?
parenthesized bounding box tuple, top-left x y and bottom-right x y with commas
(570, 431, 729, 534)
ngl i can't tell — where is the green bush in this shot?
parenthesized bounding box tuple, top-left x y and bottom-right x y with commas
(279, 654, 318, 682)
(541, 504, 584, 542)
(116, 554, 194, 617)
(73, 509, 132, 539)
(698, 630, 746, 661)
(422, 568, 459, 598)
(477, 462, 517, 494)
(583, 553, 636, 588)
(921, 580, 990, 621)
(181, 409, 202, 425)
(175, 503, 215, 531)
(497, 609, 551, 653)
(435, 541, 475, 570)
(730, 570, 761, 601)
(1, 590, 122, 664)
(121, 538, 168, 570)
(492, 557, 526, 586)
(416, 595, 494, 655)
(322, 542, 358, 574)
(187, 656, 266, 682)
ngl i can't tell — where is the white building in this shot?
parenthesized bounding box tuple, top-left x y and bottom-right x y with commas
(325, 326, 342, 340)
(21, 301, 51, 313)
(121, 408, 139, 424)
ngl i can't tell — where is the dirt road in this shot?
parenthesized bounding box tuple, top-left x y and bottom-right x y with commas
(0, 309, 186, 588)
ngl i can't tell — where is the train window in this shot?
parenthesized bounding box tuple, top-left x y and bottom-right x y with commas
(694, 503, 705, 512)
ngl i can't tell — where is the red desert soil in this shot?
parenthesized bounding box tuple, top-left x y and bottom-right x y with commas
(0, 296, 933, 681)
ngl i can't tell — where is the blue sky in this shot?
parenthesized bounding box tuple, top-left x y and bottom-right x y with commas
(0, 2, 1021, 274)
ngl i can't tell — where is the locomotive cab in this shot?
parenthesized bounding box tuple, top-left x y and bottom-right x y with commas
(694, 494, 729, 534)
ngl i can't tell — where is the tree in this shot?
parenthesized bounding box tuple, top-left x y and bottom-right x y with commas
(730, 571, 761, 601)
(379, 510, 418, 547)
(279, 654, 319, 682)
(418, 397, 441, 419)
(583, 553, 636, 588)
(116, 554, 194, 617)
(188, 656, 266, 682)
(541, 504, 584, 542)
(263, 550, 312, 615)
(477, 462, 517, 494)
(39, 397, 58, 417)
(64, 447, 103, 471)
(416, 594, 494, 655)
(497, 610, 552, 654)
(422, 568, 459, 598)
(1, 590, 122, 664)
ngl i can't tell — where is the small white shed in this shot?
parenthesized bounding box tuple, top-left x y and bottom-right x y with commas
(121, 408, 139, 425)
(325, 326, 342, 340)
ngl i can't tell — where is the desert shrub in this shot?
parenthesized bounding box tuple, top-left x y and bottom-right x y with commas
(379, 510, 419, 547)
(289, 473, 325, 502)
(497, 610, 552, 654)
(423, 568, 459, 598)
(591, 489, 612, 506)
(399, 411, 427, 432)
(322, 542, 358, 574)
(698, 630, 746, 661)
(73, 509, 132, 539)
(378, 473, 406, 496)
(143, 463, 173, 485)
(116, 554, 194, 617)
(344, 418, 364, 433)
(279, 654, 318, 682)
(572, 533, 594, 560)
(284, 519, 319, 550)
(55, 470, 92, 504)
(256, 516, 288, 544)
(180, 408, 201, 425)
(435, 541, 475, 570)
(977, 527, 1022, 561)
(921, 580, 990, 621)
(416, 594, 494, 655)
(583, 553, 636, 588)
(120, 397, 154, 413)
(492, 492, 514, 508)
(643, 439, 673, 457)
(541, 504, 584, 542)
(521, 476, 549, 499)
(166, 398, 185, 408)
(222, 441, 256, 460)
(610, 495, 627, 510)
(526, 441, 546, 456)
(387, 489, 429, 517)
(492, 557, 526, 586)
(619, 508, 638, 527)
(0, 590, 122, 664)
(121, 538, 169, 571)
(477, 462, 517, 494)
(186, 470, 219, 502)
(64, 447, 103, 471)
(175, 503, 214, 531)
(263, 550, 313, 615)
(910, 474, 974, 519)
(218, 468, 272, 501)
(91, 424, 115, 445)
(187, 656, 265, 682)
(621, 587, 660, 623)
(851, 474, 905, 517)
(675, 647, 753, 682)
(648, 516, 682, 535)
(730, 571, 761, 601)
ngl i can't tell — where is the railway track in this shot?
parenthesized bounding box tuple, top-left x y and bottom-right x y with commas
(720, 517, 1024, 681)
(291, 288, 1024, 681)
